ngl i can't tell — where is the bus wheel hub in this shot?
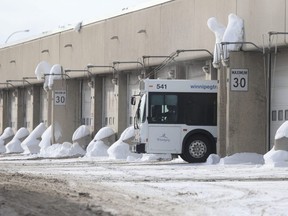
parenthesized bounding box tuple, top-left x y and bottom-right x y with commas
(189, 140, 207, 158)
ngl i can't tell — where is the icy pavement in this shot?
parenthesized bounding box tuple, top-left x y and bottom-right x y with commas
(0, 154, 287, 215)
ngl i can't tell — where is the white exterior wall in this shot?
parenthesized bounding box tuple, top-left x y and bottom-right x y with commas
(81, 79, 92, 126)
(103, 75, 117, 131)
(270, 51, 288, 145)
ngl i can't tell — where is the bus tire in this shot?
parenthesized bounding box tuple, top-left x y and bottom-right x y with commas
(180, 134, 212, 163)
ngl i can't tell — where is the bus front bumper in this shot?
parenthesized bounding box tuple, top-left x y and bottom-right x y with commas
(131, 143, 146, 153)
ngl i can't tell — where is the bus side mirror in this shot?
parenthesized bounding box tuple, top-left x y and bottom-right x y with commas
(131, 96, 136, 105)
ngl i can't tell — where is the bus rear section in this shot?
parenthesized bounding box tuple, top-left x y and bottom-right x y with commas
(132, 79, 217, 163)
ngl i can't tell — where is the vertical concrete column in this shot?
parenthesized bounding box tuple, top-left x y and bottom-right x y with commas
(217, 65, 227, 157)
(90, 76, 103, 136)
(117, 73, 128, 135)
(226, 51, 266, 155)
(52, 79, 81, 143)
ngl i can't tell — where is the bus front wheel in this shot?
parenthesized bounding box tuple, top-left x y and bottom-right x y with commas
(180, 134, 212, 163)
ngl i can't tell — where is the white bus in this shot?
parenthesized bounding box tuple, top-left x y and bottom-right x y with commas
(131, 79, 218, 163)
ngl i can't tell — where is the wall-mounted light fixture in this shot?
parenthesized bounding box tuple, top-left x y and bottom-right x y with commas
(111, 78, 118, 85)
(41, 49, 49, 53)
(5, 81, 16, 88)
(167, 70, 176, 79)
(64, 44, 73, 48)
(88, 80, 94, 88)
(86, 64, 115, 71)
(6, 79, 32, 95)
(65, 69, 92, 77)
(137, 29, 146, 34)
(202, 65, 210, 74)
(110, 36, 119, 40)
(10, 60, 16, 64)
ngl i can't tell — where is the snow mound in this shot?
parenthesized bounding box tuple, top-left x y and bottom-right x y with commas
(39, 142, 85, 158)
(72, 125, 90, 142)
(35, 61, 51, 80)
(264, 147, 288, 167)
(107, 140, 132, 160)
(6, 127, 29, 153)
(220, 153, 264, 165)
(21, 123, 47, 154)
(85, 126, 116, 157)
(207, 13, 244, 67)
(207, 17, 226, 68)
(86, 140, 109, 157)
(107, 127, 139, 160)
(48, 64, 63, 90)
(205, 154, 221, 165)
(222, 13, 244, 60)
(39, 123, 62, 149)
(140, 154, 172, 162)
(94, 126, 115, 141)
(0, 127, 15, 153)
(119, 126, 135, 143)
(275, 121, 288, 140)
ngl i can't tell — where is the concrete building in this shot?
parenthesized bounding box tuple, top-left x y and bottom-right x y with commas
(0, 0, 287, 156)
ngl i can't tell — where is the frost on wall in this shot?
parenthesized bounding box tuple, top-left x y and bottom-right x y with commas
(207, 13, 244, 68)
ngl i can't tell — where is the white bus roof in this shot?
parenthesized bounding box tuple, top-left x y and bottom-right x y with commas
(140, 79, 218, 93)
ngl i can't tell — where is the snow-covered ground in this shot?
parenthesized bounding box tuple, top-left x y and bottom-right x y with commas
(1, 122, 288, 215)
(0, 152, 288, 215)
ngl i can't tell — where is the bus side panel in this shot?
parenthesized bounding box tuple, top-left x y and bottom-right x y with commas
(147, 125, 182, 153)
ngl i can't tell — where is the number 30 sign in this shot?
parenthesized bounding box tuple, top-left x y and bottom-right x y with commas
(230, 69, 248, 91)
(54, 90, 66, 105)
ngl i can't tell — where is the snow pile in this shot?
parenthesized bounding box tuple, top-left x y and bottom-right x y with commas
(72, 125, 91, 150)
(48, 64, 63, 90)
(39, 142, 85, 158)
(107, 126, 140, 160)
(275, 121, 288, 140)
(0, 127, 15, 153)
(138, 154, 172, 162)
(72, 125, 90, 141)
(86, 140, 109, 157)
(264, 121, 288, 167)
(94, 126, 115, 141)
(264, 148, 288, 167)
(207, 17, 226, 68)
(205, 154, 221, 165)
(219, 153, 264, 165)
(6, 127, 29, 153)
(207, 13, 244, 68)
(222, 13, 244, 60)
(21, 123, 47, 154)
(39, 124, 87, 158)
(85, 127, 115, 157)
(39, 123, 62, 150)
(34, 61, 52, 90)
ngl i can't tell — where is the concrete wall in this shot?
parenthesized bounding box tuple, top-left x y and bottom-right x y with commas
(1, 0, 288, 82)
(225, 52, 267, 155)
(52, 79, 81, 143)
